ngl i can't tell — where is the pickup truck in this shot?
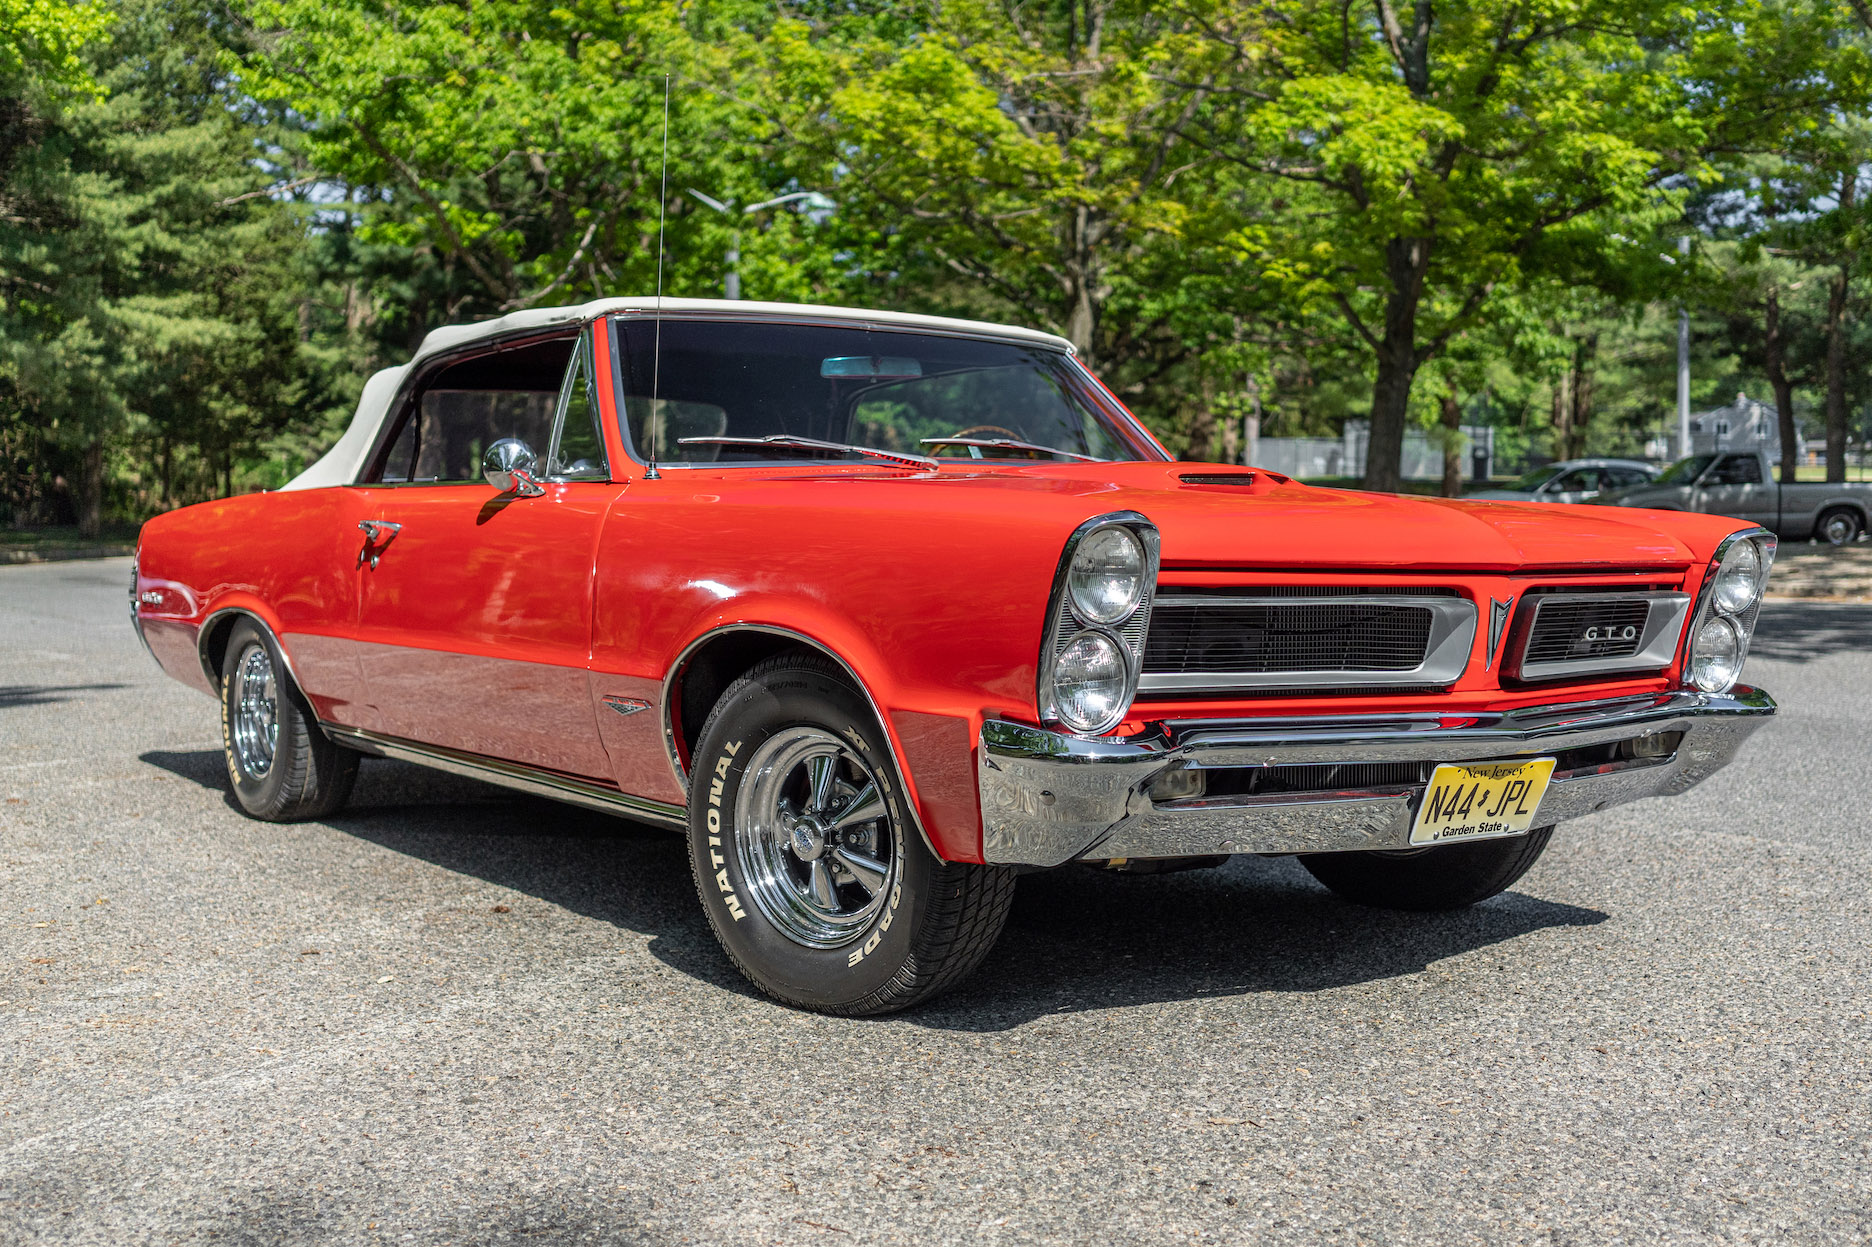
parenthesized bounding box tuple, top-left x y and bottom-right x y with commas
(1608, 449, 1871, 545)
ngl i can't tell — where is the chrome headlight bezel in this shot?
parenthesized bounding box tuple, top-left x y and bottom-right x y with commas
(1038, 513, 1161, 735)
(1682, 528, 1776, 694)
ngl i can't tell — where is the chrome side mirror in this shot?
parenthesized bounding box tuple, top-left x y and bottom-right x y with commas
(483, 438, 545, 497)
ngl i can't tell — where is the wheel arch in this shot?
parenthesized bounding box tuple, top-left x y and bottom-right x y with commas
(660, 623, 946, 860)
(1815, 498, 1870, 523)
(197, 605, 305, 695)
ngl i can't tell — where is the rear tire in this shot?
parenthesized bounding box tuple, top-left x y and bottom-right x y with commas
(219, 619, 359, 821)
(1816, 507, 1863, 546)
(1298, 827, 1554, 911)
(686, 655, 1015, 1015)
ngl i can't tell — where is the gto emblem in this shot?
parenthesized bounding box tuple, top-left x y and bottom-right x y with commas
(1583, 624, 1639, 642)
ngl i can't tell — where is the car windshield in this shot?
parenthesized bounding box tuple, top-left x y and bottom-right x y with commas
(612, 319, 1147, 465)
(1655, 454, 1717, 485)
(1502, 464, 1567, 492)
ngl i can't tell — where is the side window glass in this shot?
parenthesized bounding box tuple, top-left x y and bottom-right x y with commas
(405, 391, 558, 483)
(1547, 470, 1582, 493)
(379, 413, 419, 483)
(547, 338, 609, 480)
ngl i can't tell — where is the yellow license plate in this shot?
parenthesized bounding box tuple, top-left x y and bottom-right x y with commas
(1410, 759, 1555, 846)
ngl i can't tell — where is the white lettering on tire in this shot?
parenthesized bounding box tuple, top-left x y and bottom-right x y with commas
(709, 738, 746, 921)
(848, 879, 903, 968)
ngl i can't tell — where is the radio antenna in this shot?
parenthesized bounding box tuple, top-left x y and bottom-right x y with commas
(645, 73, 670, 481)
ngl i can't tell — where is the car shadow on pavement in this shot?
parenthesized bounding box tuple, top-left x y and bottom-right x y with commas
(911, 859, 1605, 1031)
(0, 680, 129, 709)
(1750, 601, 1872, 663)
(142, 749, 1608, 1029)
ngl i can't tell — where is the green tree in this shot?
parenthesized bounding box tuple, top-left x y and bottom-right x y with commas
(0, 0, 111, 98)
(249, 0, 783, 321)
(1174, 0, 1861, 489)
(0, 0, 324, 531)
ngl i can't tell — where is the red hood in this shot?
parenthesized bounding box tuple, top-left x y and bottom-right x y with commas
(896, 461, 1726, 571)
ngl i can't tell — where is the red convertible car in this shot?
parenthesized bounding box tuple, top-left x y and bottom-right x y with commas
(132, 298, 1777, 1014)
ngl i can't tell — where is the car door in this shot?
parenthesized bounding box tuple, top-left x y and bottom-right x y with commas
(1695, 454, 1771, 524)
(354, 328, 622, 778)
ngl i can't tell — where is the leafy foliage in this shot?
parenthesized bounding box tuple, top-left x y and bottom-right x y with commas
(2, 0, 1870, 529)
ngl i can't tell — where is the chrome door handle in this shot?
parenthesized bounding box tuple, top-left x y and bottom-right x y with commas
(357, 520, 403, 568)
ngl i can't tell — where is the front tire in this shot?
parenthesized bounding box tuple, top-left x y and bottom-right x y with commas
(686, 656, 1015, 1015)
(219, 619, 359, 821)
(1298, 827, 1554, 911)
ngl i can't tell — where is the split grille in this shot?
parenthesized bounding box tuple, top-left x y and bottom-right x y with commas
(1507, 590, 1694, 683)
(1142, 600, 1435, 675)
(1521, 598, 1652, 665)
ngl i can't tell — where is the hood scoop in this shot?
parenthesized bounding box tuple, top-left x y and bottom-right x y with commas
(1178, 471, 1259, 487)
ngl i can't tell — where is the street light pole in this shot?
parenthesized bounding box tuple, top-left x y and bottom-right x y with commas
(685, 189, 823, 300)
(1677, 235, 1691, 459)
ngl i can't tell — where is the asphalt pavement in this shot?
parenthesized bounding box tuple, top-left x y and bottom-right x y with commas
(3, 557, 1868, 1245)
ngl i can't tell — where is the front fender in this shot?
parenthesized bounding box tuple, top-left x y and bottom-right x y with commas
(654, 600, 995, 864)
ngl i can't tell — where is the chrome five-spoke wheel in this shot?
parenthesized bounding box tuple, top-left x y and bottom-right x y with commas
(734, 728, 898, 948)
(230, 640, 279, 779)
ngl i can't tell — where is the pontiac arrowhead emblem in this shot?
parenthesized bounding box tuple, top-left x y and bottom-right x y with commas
(602, 695, 652, 717)
(1486, 597, 1513, 671)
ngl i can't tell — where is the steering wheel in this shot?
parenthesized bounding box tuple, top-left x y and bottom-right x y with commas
(948, 425, 1023, 441)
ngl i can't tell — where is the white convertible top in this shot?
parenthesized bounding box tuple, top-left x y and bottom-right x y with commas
(282, 297, 1076, 491)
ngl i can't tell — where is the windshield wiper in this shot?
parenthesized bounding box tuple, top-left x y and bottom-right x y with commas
(677, 434, 938, 470)
(920, 437, 1106, 463)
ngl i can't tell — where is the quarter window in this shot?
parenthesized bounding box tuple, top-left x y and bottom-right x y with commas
(547, 337, 609, 480)
(372, 337, 575, 484)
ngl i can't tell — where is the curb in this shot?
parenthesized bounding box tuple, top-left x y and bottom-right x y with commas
(1, 545, 137, 565)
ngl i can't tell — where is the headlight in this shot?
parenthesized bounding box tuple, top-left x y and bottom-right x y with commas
(1711, 539, 1764, 615)
(1039, 512, 1159, 735)
(1068, 525, 1145, 624)
(1682, 530, 1774, 694)
(1688, 616, 1744, 692)
(1050, 630, 1129, 733)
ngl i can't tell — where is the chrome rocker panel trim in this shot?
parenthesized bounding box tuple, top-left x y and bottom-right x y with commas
(977, 687, 1775, 867)
(326, 726, 689, 829)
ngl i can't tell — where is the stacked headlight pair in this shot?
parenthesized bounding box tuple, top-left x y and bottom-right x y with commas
(1039, 514, 1161, 735)
(1685, 530, 1776, 693)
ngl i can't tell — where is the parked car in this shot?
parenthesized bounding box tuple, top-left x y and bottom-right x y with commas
(133, 297, 1778, 1015)
(1605, 449, 1871, 544)
(1466, 458, 1658, 504)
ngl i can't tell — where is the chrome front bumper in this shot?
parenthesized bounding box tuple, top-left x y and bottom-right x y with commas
(977, 687, 1775, 867)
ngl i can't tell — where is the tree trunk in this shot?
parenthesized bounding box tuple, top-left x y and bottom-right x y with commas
(1063, 204, 1100, 365)
(1550, 363, 1573, 462)
(1361, 237, 1431, 492)
(1440, 387, 1463, 497)
(1569, 332, 1597, 459)
(1183, 375, 1217, 462)
(1824, 173, 1855, 484)
(77, 441, 103, 539)
(1243, 374, 1261, 468)
(1763, 288, 1799, 483)
(1824, 264, 1850, 483)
